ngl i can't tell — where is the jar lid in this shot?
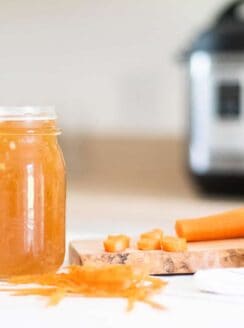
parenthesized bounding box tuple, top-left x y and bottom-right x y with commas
(186, 1, 244, 56)
(0, 106, 57, 121)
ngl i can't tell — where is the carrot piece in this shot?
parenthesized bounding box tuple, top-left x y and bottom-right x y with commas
(103, 234, 130, 252)
(175, 208, 244, 242)
(137, 237, 161, 250)
(140, 229, 163, 240)
(161, 236, 187, 252)
(138, 229, 163, 250)
(107, 234, 130, 248)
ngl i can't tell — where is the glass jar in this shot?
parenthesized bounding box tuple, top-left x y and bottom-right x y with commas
(0, 107, 66, 276)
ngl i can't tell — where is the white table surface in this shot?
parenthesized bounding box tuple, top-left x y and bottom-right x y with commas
(1, 190, 244, 328)
(1, 274, 243, 328)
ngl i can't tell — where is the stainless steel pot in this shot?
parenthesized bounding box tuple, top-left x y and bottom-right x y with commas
(185, 0, 244, 194)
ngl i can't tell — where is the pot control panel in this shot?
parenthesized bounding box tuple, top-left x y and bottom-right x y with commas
(217, 82, 240, 119)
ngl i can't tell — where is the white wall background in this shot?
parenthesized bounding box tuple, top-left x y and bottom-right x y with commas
(0, 0, 231, 136)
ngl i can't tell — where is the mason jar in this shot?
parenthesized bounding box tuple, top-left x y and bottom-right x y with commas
(0, 107, 66, 276)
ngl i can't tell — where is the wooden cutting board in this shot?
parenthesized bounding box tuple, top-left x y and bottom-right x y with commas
(69, 238, 244, 274)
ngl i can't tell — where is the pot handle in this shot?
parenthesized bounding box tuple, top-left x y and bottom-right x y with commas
(217, 0, 244, 23)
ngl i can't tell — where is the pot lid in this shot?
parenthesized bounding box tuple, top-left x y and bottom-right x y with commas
(188, 0, 244, 54)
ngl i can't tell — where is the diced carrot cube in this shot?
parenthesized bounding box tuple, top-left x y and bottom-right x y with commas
(140, 229, 163, 241)
(107, 234, 130, 248)
(137, 237, 161, 250)
(103, 234, 130, 252)
(161, 236, 187, 252)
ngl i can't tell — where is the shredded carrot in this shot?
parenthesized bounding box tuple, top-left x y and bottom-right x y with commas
(103, 234, 130, 252)
(175, 208, 244, 241)
(161, 236, 187, 252)
(0, 265, 167, 311)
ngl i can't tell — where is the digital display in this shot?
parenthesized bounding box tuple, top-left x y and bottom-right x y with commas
(217, 82, 240, 119)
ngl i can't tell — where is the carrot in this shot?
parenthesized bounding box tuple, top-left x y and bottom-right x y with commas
(161, 236, 187, 252)
(103, 234, 130, 252)
(140, 229, 163, 240)
(137, 229, 163, 250)
(137, 237, 161, 250)
(1, 265, 167, 311)
(175, 208, 244, 242)
(107, 234, 130, 248)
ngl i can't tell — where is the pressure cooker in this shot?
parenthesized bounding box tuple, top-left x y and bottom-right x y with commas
(185, 0, 244, 194)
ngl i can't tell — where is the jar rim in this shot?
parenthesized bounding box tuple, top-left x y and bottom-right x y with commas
(0, 106, 57, 121)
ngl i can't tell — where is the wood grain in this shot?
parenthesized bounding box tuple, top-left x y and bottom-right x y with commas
(69, 238, 244, 274)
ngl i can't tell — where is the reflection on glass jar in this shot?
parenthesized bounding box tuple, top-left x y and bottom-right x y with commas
(0, 107, 66, 276)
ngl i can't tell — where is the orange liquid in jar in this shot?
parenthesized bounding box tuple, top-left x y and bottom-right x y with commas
(0, 118, 66, 276)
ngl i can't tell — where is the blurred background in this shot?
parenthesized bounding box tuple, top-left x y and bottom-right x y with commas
(0, 0, 240, 202)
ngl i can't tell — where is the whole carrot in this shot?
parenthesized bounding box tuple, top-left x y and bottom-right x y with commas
(175, 208, 244, 242)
